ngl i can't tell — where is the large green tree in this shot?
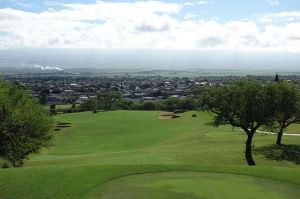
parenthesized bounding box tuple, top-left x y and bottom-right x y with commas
(80, 98, 100, 111)
(0, 82, 52, 167)
(97, 92, 122, 110)
(200, 80, 276, 166)
(272, 81, 300, 145)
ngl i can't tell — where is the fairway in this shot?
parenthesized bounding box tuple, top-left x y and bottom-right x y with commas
(1, 111, 300, 199)
(88, 172, 300, 199)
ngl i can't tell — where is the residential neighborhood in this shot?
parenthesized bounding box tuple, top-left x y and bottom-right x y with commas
(4, 74, 300, 105)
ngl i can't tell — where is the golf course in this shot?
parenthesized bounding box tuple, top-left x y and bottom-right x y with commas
(1, 110, 300, 199)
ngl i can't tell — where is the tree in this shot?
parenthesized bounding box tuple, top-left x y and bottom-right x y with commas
(113, 99, 133, 110)
(0, 82, 52, 167)
(97, 92, 122, 110)
(49, 104, 56, 115)
(163, 99, 179, 111)
(80, 98, 100, 111)
(272, 81, 300, 145)
(275, 73, 280, 82)
(200, 80, 276, 166)
(39, 89, 50, 105)
(143, 102, 157, 110)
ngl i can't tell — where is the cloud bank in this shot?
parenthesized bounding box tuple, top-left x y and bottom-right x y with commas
(0, 1, 300, 52)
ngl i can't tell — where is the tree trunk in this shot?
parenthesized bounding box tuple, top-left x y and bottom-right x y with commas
(276, 127, 284, 145)
(245, 133, 255, 166)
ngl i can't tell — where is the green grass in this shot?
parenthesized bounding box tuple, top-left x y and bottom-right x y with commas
(286, 123, 300, 134)
(88, 172, 300, 199)
(0, 111, 299, 199)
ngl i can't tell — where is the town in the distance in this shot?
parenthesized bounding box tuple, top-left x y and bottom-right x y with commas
(3, 67, 300, 109)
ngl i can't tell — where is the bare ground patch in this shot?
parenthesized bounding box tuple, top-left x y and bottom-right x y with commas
(159, 112, 180, 120)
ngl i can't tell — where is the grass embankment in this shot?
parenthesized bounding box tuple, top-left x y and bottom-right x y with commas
(0, 111, 299, 199)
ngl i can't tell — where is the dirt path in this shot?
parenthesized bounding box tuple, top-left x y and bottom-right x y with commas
(256, 130, 300, 137)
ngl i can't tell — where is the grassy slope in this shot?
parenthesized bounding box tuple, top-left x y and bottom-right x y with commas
(0, 111, 300, 199)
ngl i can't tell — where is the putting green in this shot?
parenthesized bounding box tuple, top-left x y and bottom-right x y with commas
(88, 172, 300, 199)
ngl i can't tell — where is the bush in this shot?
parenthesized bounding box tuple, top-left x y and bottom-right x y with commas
(1, 162, 10, 169)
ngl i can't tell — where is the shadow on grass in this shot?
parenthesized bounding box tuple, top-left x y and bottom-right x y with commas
(254, 144, 300, 164)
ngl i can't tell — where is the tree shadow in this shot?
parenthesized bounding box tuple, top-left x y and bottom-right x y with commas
(254, 144, 300, 164)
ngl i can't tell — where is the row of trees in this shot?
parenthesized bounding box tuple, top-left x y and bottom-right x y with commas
(199, 79, 300, 166)
(80, 92, 197, 112)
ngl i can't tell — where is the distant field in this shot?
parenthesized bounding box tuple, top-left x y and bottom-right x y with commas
(0, 111, 299, 199)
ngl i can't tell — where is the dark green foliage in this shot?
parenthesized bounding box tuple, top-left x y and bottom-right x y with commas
(1, 161, 10, 169)
(163, 98, 179, 111)
(275, 73, 280, 82)
(39, 89, 50, 105)
(271, 81, 300, 145)
(130, 98, 196, 111)
(80, 98, 100, 111)
(142, 102, 157, 110)
(97, 92, 122, 110)
(113, 99, 133, 110)
(0, 82, 52, 167)
(49, 104, 56, 115)
(50, 104, 56, 110)
(80, 92, 125, 111)
(200, 80, 277, 165)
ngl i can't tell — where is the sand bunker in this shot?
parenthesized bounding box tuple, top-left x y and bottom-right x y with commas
(159, 112, 180, 119)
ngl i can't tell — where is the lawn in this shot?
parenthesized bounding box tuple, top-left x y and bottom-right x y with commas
(0, 111, 299, 199)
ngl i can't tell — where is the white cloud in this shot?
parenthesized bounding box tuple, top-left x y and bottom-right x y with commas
(183, 2, 195, 6)
(267, 0, 280, 6)
(259, 10, 300, 23)
(198, 1, 210, 5)
(0, 1, 299, 52)
(16, 3, 32, 8)
(184, 13, 197, 20)
(183, 1, 211, 6)
(44, 1, 60, 6)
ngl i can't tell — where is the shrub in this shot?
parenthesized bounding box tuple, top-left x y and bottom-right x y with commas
(1, 162, 10, 169)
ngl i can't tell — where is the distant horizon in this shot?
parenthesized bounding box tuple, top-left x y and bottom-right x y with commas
(1, 1, 300, 71)
(0, 48, 299, 72)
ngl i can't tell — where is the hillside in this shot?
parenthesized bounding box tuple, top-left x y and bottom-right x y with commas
(0, 111, 299, 199)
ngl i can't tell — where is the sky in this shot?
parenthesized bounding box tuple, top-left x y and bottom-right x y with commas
(0, 0, 300, 52)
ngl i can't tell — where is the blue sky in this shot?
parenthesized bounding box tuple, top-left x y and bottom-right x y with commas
(1, 0, 299, 21)
(0, 0, 300, 51)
